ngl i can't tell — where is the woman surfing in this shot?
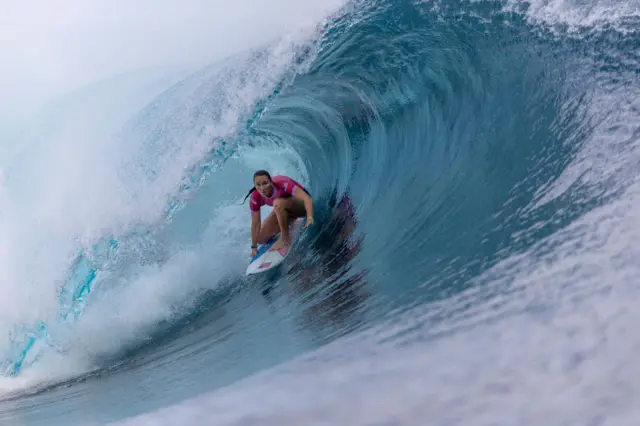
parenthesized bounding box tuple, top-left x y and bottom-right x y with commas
(242, 170, 314, 257)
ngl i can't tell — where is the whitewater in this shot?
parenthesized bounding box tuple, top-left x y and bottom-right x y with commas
(1, 0, 639, 424)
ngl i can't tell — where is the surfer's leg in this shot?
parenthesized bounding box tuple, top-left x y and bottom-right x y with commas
(286, 198, 308, 218)
(271, 198, 306, 250)
(272, 199, 291, 248)
(257, 210, 280, 244)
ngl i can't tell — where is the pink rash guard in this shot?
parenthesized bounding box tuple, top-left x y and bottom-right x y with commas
(249, 175, 308, 213)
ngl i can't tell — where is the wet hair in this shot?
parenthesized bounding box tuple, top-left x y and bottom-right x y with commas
(242, 170, 272, 204)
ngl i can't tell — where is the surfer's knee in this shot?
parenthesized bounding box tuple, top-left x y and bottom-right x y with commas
(273, 198, 286, 212)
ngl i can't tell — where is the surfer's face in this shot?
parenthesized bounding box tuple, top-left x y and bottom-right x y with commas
(254, 175, 273, 197)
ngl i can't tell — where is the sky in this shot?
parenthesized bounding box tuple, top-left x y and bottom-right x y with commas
(0, 0, 346, 122)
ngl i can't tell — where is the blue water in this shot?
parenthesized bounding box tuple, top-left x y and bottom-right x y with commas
(1, 0, 640, 424)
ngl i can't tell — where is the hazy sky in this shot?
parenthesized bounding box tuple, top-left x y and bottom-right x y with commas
(0, 0, 345, 121)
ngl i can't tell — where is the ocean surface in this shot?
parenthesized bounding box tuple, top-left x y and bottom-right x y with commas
(0, 0, 639, 424)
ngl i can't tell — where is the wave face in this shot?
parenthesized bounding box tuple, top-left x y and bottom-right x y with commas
(1, 0, 640, 425)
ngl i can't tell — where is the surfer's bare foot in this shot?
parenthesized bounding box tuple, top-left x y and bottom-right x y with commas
(270, 237, 290, 251)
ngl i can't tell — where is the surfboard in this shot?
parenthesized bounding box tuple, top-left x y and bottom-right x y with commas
(246, 218, 303, 276)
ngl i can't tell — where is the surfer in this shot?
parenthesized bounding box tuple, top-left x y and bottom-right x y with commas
(243, 170, 314, 257)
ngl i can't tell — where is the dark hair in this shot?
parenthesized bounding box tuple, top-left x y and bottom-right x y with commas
(242, 170, 272, 204)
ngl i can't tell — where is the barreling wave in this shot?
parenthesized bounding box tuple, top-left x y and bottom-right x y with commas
(1, 0, 640, 424)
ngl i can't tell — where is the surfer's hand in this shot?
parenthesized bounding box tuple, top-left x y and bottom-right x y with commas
(251, 247, 258, 257)
(305, 216, 314, 228)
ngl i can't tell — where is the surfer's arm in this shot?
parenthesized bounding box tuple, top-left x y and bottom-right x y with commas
(250, 211, 261, 247)
(293, 189, 314, 227)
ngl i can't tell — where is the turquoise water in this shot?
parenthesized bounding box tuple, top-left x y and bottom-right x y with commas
(1, 0, 639, 424)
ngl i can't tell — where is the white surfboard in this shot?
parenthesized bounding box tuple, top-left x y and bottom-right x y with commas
(246, 218, 303, 276)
